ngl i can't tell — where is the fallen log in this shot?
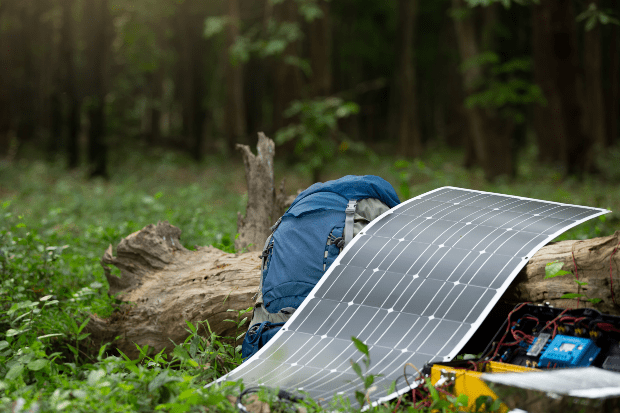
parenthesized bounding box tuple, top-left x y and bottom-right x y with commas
(85, 221, 620, 359)
(84, 133, 620, 358)
(504, 230, 620, 315)
(86, 221, 261, 359)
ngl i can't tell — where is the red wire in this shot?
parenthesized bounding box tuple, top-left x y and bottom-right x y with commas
(541, 308, 569, 338)
(468, 360, 478, 371)
(597, 322, 620, 333)
(611, 240, 620, 307)
(491, 302, 530, 360)
(391, 397, 402, 413)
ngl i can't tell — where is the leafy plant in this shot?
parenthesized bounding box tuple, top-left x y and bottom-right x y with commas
(461, 53, 546, 124)
(349, 336, 383, 409)
(577, 3, 620, 31)
(275, 97, 361, 182)
(544, 260, 602, 304)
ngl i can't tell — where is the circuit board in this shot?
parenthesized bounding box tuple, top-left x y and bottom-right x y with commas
(482, 304, 620, 371)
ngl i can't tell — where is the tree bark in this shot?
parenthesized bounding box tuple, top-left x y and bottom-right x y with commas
(504, 230, 620, 316)
(86, 220, 620, 360)
(86, 221, 263, 360)
(394, 0, 422, 159)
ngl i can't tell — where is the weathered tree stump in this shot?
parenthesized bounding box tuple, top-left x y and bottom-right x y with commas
(235, 132, 292, 252)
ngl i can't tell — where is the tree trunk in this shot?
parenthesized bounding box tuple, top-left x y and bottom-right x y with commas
(224, 0, 247, 153)
(85, 0, 109, 178)
(60, 0, 80, 169)
(272, 0, 303, 132)
(553, 0, 591, 176)
(49, 92, 63, 157)
(0, 1, 13, 157)
(451, 0, 513, 180)
(532, 1, 564, 165)
(86, 221, 620, 360)
(308, 0, 332, 97)
(582, 0, 606, 153)
(606, 21, 619, 148)
(146, 70, 163, 146)
(190, 34, 206, 161)
(15, 0, 37, 144)
(394, 0, 422, 159)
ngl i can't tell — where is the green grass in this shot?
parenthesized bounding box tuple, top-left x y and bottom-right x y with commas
(0, 142, 618, 412)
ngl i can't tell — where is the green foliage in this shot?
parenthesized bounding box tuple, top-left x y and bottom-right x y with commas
(461, 53, 546, 123)
(577, 3, 620, 31)
(204, 0, 322, 67)
(544, 260, 603, 304)
(275, 97, 361, 181)
(349, 336, 382, 409)
(464, 0, 539, 8)
(0, 146, 618, 412)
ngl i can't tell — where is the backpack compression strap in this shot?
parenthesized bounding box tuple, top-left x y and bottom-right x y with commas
(344, 199, 358, 248)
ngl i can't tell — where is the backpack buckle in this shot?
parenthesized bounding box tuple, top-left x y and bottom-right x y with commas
(345, 201, 357, 214)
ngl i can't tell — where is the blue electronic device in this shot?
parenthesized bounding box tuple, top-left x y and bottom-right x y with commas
(538, 335, 601, 368)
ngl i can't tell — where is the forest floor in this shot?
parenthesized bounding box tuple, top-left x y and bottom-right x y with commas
(1, 142, 620, 412)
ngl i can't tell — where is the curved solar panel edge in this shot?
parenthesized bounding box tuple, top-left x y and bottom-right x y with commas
(209, 186, 610, 407)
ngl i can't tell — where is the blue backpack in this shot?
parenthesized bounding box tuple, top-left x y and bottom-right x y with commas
(241, 175, 400, 360)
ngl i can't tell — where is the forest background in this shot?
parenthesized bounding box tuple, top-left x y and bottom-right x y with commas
(2, 0, 620, 411)
(1, 0, 619, 181)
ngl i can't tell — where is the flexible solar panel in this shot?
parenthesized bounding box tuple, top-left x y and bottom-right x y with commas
(213, 186, 609, 406)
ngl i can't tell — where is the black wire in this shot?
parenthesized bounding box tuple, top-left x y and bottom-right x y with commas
(236, 386, 304, 413)
(392, 372, 419, 396)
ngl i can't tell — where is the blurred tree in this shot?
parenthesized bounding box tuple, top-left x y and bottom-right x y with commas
(582, 0, 607, 153)
(85, 0, 111, 178)
(606, 4, 619, 147)
(224, 0, 247, 153)
(452, 0, 515, 180)
(531, 0, 562, 166)
(15, 0, 38, 145)
(308, 0, 332, 97)
(532, 0, 591, 176)
(174, 0, 209, 160)
(0, 0, 14, 157)
(275, 97, 359, 182)
(393, 0, 422, 158)
(272, 0, 304, 132)
(60, 0, 81, 169)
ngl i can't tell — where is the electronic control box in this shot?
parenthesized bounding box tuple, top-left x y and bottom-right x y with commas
(480, 304, 620, 371)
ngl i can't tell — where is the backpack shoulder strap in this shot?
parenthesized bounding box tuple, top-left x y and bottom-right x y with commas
(254, 216, 283, 302)
(344, 199, 358, 247)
